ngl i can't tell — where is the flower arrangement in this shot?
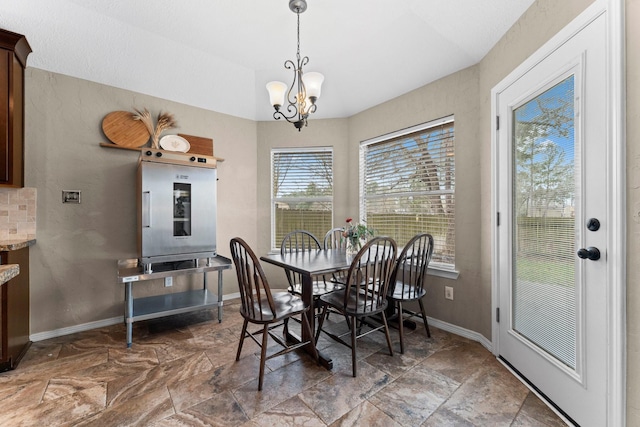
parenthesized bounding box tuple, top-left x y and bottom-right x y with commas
(342, 217, 375, 253)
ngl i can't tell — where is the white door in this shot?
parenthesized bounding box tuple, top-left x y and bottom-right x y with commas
(495, 13, 609, 427)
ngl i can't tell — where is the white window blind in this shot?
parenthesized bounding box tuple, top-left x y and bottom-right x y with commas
(271, 148, 333, 250)
(360, 117, 455, 268)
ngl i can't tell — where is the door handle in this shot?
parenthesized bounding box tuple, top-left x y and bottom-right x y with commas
(142, 191, 151, 228)
(577, 247, 600, 261)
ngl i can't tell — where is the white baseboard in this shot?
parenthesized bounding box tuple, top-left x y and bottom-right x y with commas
(30, 316, 124, 342)
(30, 294, 492, 352)
(29, 293, 243, 342)
(427, 317, 493, 351)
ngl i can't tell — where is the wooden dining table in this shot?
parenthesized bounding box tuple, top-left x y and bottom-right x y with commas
(260, 248, 353, 370)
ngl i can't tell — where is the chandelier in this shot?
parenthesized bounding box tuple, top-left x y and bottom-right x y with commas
(266, 0, 324, 131)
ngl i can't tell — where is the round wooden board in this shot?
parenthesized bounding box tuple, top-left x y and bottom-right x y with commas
(102, 111, 150, 147)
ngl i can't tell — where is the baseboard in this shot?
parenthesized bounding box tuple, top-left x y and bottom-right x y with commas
(30, 316, 124, 342)
(30, 293, 244, 342)
(30, 294, 491, 351)
(426, 317, 493, 351)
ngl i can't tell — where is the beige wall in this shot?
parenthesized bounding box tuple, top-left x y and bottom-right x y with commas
(24, 69, 256, 333)
(626, 0, 639, 423)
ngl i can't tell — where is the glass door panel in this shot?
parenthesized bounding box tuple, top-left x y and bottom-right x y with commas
(512, 75, 576, 369)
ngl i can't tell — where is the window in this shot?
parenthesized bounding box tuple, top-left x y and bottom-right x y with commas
(360, 116, 455, 269)
(271, 148, 333, 250)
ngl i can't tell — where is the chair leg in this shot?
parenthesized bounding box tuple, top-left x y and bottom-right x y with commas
(418, 298, 431, 338)
(381, 310, 394, 357)
(236, 319, 248, 361)
(258, 324, 269, 391)
(350, 316, 357, 377)
(397, 301, 405, 354)
(283, 317, 289, 338)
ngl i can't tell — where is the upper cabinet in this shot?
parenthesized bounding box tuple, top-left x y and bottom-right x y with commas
(0, 29, 31, 188)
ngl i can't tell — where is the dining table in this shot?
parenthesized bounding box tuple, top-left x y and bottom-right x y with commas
(260, 248, 354, 370)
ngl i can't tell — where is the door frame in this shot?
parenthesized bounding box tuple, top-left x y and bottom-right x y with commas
(490, 1, 626, 425)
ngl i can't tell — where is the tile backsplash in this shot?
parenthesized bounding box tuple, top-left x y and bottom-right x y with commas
(0, 187, 36, 241)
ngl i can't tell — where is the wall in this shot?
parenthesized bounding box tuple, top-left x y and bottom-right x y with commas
(24, 69, 257, 334)
(626, 0, 639, 423)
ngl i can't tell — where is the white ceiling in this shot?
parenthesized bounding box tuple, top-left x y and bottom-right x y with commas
(3, 0, 535, 121)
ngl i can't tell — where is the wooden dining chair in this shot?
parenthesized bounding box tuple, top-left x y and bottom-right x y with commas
(280, 230, 344, 310)
(323, 227, 348, 284)
(387, 233, 434, 354)
(315, 236, 397, 377)
(230, 237, 318, 391)
(323, 227, 346, 250)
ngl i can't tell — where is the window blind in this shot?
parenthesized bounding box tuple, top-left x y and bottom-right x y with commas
(360, 118, 455, 267)
(271, 148, 333, 249)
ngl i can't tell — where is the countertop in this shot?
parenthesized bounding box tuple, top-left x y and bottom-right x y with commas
(0, 264, 19, 286)
(0, 239, 36, 251)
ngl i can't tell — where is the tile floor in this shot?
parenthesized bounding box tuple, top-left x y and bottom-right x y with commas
(0, 299, 567, 426)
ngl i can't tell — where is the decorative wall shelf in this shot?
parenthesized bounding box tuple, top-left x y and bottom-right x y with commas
(99, 143, 225, 162)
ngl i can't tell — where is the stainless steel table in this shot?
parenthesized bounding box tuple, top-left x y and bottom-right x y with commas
(117, 257, 232, 347)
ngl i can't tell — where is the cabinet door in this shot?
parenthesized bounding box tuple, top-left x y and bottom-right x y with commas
(0, 49, 25, 187)
(0, 49, 10, 185)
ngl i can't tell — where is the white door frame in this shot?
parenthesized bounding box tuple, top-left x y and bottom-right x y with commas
(490, 1, 626, 425)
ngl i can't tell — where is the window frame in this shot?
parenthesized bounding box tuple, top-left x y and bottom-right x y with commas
(359, 115, 458, 277)
(270, 147, 334, 251)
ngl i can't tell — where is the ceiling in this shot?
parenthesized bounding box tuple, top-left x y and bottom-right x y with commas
(4, 0, 536, 122)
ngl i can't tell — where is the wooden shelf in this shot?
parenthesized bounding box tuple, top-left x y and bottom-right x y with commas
(99, 142, 225, 162)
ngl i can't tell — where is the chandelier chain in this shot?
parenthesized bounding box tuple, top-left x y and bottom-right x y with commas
(296, 10, 301, 63)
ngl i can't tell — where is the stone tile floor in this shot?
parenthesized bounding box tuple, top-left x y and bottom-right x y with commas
(0, 299, 567, 426)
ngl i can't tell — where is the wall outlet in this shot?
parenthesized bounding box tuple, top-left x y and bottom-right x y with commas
(444, 286, 454, 300)
(164, 276, 173, 287)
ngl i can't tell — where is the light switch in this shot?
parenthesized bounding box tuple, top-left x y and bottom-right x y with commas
(62, 190, 81, 204)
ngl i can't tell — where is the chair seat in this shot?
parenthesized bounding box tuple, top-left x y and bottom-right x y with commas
(241, 291, 308, 323)
(291, 280, 345, 297)
(319, 288, 388, 316)
(388, 282, 426, 301)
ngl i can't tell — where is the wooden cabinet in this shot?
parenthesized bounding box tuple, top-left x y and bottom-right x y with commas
(0, 29, 31, 188)
(0, 246, 30, 371)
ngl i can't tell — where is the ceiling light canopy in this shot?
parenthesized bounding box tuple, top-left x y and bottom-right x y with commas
(266, 0, 324, 131)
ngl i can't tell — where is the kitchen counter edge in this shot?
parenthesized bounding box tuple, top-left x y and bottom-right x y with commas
(0, 239, 36, 251)
(0, 264, 19, 286)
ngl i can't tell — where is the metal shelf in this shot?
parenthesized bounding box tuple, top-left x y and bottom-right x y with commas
(131, 289, 219, 322)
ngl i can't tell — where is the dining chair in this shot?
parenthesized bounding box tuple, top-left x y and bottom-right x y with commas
(280, 230, 344, 311)
(387, 233, 434, 354)
(230, 237, 318, 391)
(323, 227, 346, 250)
(315, 236, 398, 377)
(323, 227, 348, 284)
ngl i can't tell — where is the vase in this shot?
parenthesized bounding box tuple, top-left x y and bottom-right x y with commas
(346, 238, 363, 255)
